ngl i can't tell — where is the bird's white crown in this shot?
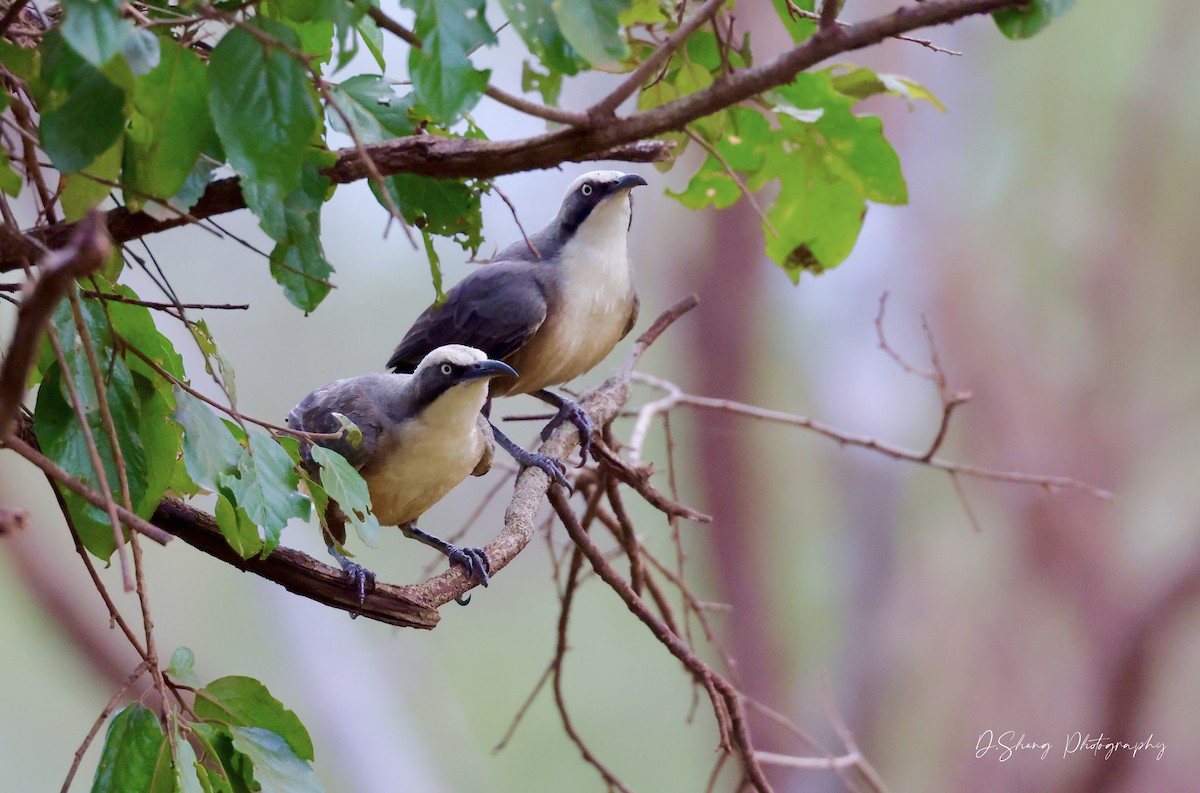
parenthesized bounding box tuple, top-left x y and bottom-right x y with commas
(416, 344, 488, 372)
(563, 170, 632, 199)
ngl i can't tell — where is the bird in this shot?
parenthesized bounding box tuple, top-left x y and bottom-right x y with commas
(386, 170, 648, 483)
(286, 345, 518, 606)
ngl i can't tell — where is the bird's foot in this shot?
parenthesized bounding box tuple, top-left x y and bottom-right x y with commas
(511, 445, 571, 491)
(339, 560, 376, 618)
(446, 545, 491, 606)
(540, 400, 595, 465)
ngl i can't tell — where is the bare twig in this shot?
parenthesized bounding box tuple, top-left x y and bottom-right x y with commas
(59, 660, 150, 793)
(492, 183, 540, 260)
(0, 212, 111, 438)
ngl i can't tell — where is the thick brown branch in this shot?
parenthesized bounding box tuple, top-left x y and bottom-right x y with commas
(0, 212, 111, 436)
(0, 0, 1021, 271)
(151, 498, 440, 629)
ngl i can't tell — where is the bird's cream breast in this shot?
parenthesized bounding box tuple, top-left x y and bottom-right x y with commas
(359, 386, 488, 525)
(496, 200, 636, 396)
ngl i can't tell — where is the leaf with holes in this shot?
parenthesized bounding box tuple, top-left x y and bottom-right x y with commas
(499, 0, 586, 74)
(401, 0, 495, 124)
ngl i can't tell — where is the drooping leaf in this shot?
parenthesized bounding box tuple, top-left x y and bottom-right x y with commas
(90, 704, 165, 793)
(126, 40, 212, 209)
(229, 727, 324, 793)
(218, 429, 309, 555)
(309, 446, 380, 547)
(196, 677, 314, 762)
(994, 0, 1077, 40)
(401, 0, 495, 124)
(39, 34, 128, 173)
(208, 22, 320, 213)
(826, 66, 945, 111)
(214, 492, 264, 559)
(327, 75, 416, 144)
(61, 0, 132, 67)
(174, 735, 206, 793)
(60, 136, 123, 220)
(174, 388, 243, 493)
(372, 174, 484, 254)
(190, 723, 255, 793)
(356, 14, 386, 71)
(553, 0, 631, 65)
(500, 0, 586, 74)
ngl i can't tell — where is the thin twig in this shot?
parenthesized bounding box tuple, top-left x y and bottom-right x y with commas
(684, 127, 778, 236)
(59, 660, 150, 793)
(491, 183, 540, 260)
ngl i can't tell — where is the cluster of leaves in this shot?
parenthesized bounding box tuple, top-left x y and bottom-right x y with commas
(91, 648, 323, 793)
(30, 276, 371, 564)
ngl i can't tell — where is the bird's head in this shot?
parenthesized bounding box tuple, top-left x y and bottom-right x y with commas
(554, 171, 648, 240)
(415, 345, 517, 389)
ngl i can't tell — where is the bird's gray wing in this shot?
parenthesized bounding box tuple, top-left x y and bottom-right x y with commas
(471, 413, 495, 477)
(621, 290, 640, 339)
(286, 375, 396, 472)
(387, 261, 550, 373)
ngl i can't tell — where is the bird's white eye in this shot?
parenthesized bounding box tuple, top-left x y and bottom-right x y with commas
(581, 184, 593, 196)
(440, 363, 453, 376)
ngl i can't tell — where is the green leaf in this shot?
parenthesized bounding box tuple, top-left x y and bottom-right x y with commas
(309, 446, 381, 547)
(190, 318, 238, 403)
(827, 66, 945, 111)
(356, 14, 386, 71)
(90, 704, 165, 793)
(401, 0, 495, 124)
(40, 53, 127, 173)
(520, 61, 563, 106)
(258, 153, 335, 312)
(166, 646, 204, 688)
(219, 429, 309, 555)
(554, 0, 630, 65)
(372, 174, 484, 253)
(61, 136, 123, 220)
(772, 0, 815, 42)
(61, 0, 133, 67)
(196, 677, 314, 762)
(214, 492, 265, 559)
(420, 228, 445, 305)
(175, 736, 206, 793)
(230, 728, 324, 793)
(765, 166, 864, 280)
(126, 40, 212, 209)
(0, 148, 20, 197)
(208, 22, 320, 209)
(191, 724, 254, 793)
(994, 0, 1077, 40)
(328, 75, 416, 144)
(0, 40, 40, 83)
(500, 0, 586, 74)
(174, 389, 244, 494)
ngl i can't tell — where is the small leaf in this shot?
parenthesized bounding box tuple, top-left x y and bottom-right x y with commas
(500, 0, 586, 74)
(196, 677, 315, 762)
(60, 136, 123, 220)
(994, 0, 1077, 40)
(230, 727, 324, 793)
(356, 15, 386, 70)
(327, 75, 415, 144)
(372, 174, 484, 254)
(401, 0, 495, 124)
(309, 446, 381, 547)
(61, 0, 132, 67)
(329, 412, 363, 447)
(219, 430, 310, 555)
(175, 736, 206, 793)
(214, 492, 264, 559)
(122, 28, 162, 76)
(553, 0, 631, 65)
(174, 388, 243, 493)
(269, 232, 333, 313)
(90, 704, 165, 793)
(166, 646, 203, 688)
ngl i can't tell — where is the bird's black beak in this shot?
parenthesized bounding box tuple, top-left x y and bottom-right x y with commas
(461, 359, 518, 382)
(613, 173, 648, 192)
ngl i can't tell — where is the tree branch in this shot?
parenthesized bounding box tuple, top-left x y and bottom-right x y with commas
(0, 0, 1021, 271)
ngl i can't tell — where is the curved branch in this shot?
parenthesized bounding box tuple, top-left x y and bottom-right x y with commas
(0, 0, 1022, 271)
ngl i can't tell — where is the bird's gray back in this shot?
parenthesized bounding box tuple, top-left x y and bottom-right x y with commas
(287, 373, 413, 470)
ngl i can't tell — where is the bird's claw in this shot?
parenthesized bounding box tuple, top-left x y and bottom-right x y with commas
(540, 401, 595, 466)
(512, 447, 572, 491)
(340, 561, 376, 618)
(447, 545, 490, 606)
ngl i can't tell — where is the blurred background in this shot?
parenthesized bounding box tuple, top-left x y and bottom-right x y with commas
(3, 0, 1198, 790)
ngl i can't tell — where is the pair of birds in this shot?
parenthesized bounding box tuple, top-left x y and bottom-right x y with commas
(286, 171, 648, 604)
